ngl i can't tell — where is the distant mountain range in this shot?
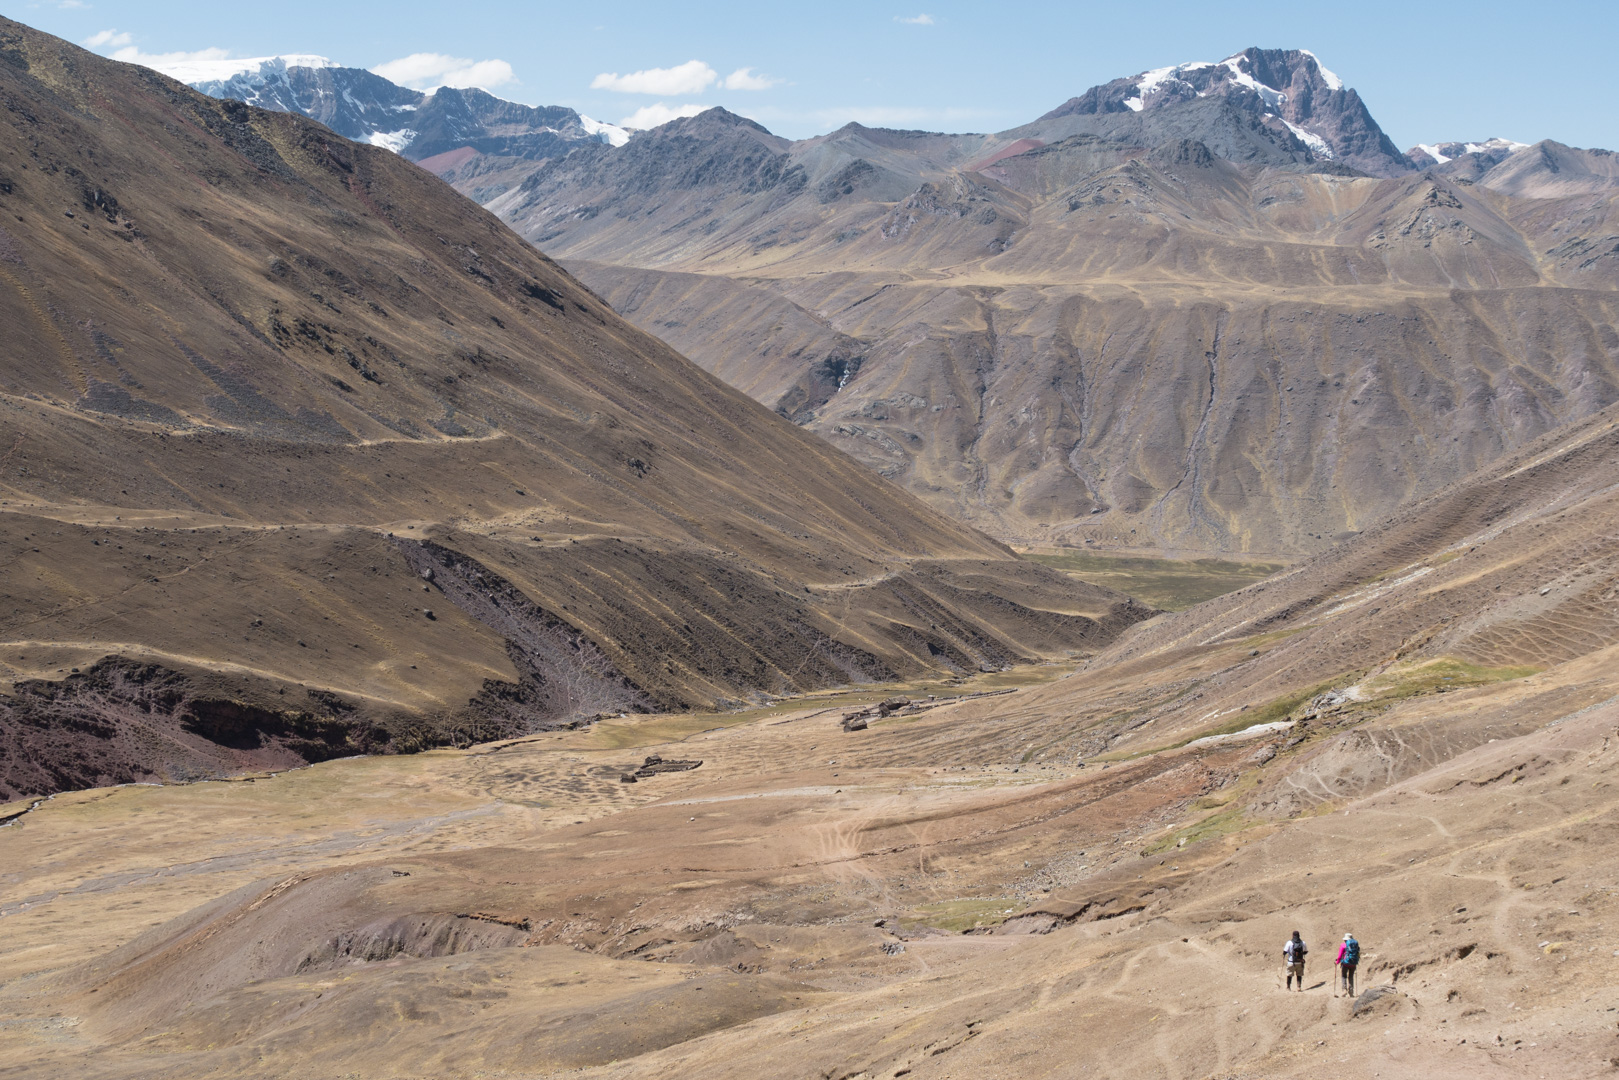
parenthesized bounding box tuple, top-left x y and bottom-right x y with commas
(190, 49, 1619, 557)
(185, 47, 1614, 190)
(188, 55, 628, 166)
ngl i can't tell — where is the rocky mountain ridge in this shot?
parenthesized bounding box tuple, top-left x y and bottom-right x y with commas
(190, 56, 629, 164)
(480, 95, 1619, 555)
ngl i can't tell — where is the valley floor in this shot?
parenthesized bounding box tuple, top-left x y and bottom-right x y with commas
(3, 643, 1617, 1079)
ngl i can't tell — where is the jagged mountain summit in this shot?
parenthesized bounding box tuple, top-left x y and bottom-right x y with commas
(1031, 47, 1407, 176)
(189, 56, 629, 164)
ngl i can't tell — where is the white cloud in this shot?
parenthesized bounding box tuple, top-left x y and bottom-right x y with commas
(370, 53, 517, 92)
(83, 29, 132, 48)
(108, 44, 236, 78)
(723, 67, 780, 91)
(592, 60, 716, 95)
(894, 14, 934, 24)
(84, 34, 340, 85)
(56, 0, 90, 9)
(618, 102, 707, 129)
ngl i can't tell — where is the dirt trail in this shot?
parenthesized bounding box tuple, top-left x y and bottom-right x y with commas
(3, 654, 1617, 1078)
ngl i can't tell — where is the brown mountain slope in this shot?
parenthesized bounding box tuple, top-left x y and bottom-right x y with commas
(0, 19, 1149, 800)
(470, 109, 1619, 556)
(3, 379, 1617, 1078)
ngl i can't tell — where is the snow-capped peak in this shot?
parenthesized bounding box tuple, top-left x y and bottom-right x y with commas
(579, 115, 631, 148)
(1120, 50, 1344, 113)
(1044, 48, 1408, 177)
(159, 53, 338, 86)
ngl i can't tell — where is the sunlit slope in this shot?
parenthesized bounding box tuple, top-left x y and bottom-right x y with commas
(4, 404, 1619, 1079)
(483, 109, 1619, 555)
(0, 18, 1149, 798)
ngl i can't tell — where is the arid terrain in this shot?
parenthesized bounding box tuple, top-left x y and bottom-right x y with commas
(4, 361, 1617, 1078)
(451, 56, 1619, 555)
(0, 19, 1148, 799)
(6, 21, 1619, 1080)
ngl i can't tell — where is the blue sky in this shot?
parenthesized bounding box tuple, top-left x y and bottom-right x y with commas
(16, 0, 1619, 150)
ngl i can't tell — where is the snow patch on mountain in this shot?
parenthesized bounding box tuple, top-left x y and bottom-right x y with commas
(1282, 118, 1334, 158)
(193, 58, 618, 166)
(1299, 50, 1343, 91)
(1124, 60, 1216, 110)
(1221, 56, 1287, 110)
(1121, 50, 1340, 115)
(1407, 138, 1529, 167)
(366, 129, 417, 154)
(580, 115, 631, 147)
(1138, 62, 1212, 96)
(1466, 138, 1528, 154)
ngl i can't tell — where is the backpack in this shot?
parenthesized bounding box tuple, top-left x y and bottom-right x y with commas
(1343, 939, 1360, 965)
(1285, 939, 1306, 962)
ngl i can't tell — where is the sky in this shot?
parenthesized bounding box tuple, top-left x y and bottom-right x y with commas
(14, 0, 1619, 150)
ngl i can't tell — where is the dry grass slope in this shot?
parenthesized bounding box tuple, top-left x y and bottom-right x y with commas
(0, 18, 1149, 797)
(2, 366, 1617, 1079)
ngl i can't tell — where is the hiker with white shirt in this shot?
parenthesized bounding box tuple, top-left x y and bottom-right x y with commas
(1282, 930, 1308, 991)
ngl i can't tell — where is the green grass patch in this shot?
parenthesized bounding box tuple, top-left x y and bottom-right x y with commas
(1147, 802, 1253, 855)
(1359, 658, 1538, 704)
(1222, 680, 1339, 731)
(906, 897, 1019, 933)
(1096, 678, 1347, 763)
(1147, 771, 1269, 854)
(1233, 626, 1310, 649)
(585, 711, 771, 749)
(1166, 676, 1345, 748)
(1021, 551, 1285, 611)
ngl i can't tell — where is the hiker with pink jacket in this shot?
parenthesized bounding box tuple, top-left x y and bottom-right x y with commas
(1335, 934, 1360, 996)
